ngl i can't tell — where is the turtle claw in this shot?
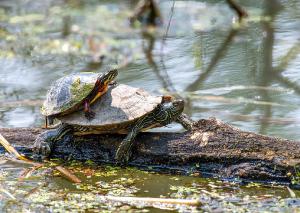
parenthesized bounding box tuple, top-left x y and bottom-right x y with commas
(32, 135, 52, 161)
(115, 141, 132, 165)
(85, 111, 95, 120)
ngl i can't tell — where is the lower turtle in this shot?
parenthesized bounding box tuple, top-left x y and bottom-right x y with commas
(33, 84, 193, 164)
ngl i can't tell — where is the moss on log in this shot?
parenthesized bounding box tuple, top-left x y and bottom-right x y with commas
(1, 118, 300, 184)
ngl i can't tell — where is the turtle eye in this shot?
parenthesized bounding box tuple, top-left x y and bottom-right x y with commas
(173, 102, 179, 107)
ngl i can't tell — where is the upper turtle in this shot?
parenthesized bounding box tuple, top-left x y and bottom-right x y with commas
(41, 67, 118, 126)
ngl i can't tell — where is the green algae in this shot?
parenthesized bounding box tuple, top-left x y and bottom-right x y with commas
(69, 75, 95, 106)
(1, 158, 300, 212)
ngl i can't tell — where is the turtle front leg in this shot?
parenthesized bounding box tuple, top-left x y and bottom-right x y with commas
(176, 113, 194, 131)
(115, 111, 155, 164)
(32, 124, 73, 161)
(84, 100, 95, 120)
(115, 128, 139, 165)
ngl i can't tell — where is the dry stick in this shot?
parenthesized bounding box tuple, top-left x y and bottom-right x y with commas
(100, 195, 201, 206)
(55, 166, 82, 183)
(0, 133, 31, 162)
(0, 133, 81, 184)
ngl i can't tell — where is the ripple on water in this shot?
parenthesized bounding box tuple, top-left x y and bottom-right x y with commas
(0, 58, 47, 100)
(3, 107, 41, 127)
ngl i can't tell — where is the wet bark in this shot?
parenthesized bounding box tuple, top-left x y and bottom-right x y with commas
(1, 118, 300, 185)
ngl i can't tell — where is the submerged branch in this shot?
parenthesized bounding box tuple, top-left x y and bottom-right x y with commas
(55, 166, 82, 183)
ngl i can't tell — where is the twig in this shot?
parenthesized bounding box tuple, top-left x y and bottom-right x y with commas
(0, 133, 31, 162)
(100, 195, 201, 206)
(0, 133, 82, 184)
(55, 166, 82, 183)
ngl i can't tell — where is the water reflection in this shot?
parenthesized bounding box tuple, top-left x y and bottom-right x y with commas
(142, 31, 177, 93)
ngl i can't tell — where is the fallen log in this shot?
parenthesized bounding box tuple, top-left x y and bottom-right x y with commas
(1, 118, 300, 185)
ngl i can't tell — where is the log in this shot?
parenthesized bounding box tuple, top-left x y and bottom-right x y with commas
(1, 118, 300, 185)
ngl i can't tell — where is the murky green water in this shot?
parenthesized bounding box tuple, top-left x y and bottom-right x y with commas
(1, 0, 300, 212)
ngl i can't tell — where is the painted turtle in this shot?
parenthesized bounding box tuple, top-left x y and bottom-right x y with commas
(33, 84, 193, 164)
(41, 67, 118, 127)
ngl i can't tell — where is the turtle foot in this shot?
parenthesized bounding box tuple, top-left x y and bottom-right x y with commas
(85, 111, 95, 120)
(115, 141, 132, 165)
(32, 134, 52, 161)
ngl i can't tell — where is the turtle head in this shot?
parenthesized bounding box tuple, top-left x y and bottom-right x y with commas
(96, 68, 118, 87)
(156, 99, 185, 125)
(163, 99, 185, 115)
(89, 68, 118, 104)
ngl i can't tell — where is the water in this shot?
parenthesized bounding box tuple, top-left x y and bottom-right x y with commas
(0, 0, 300, 211)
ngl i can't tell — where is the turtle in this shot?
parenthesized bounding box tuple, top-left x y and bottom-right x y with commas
(42, 67, 118, 127)
(33, 84, 194, 164)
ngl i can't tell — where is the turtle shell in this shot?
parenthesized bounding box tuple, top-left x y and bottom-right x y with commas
(41, 72, 99, 116)
(58, 84, 162, 131)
